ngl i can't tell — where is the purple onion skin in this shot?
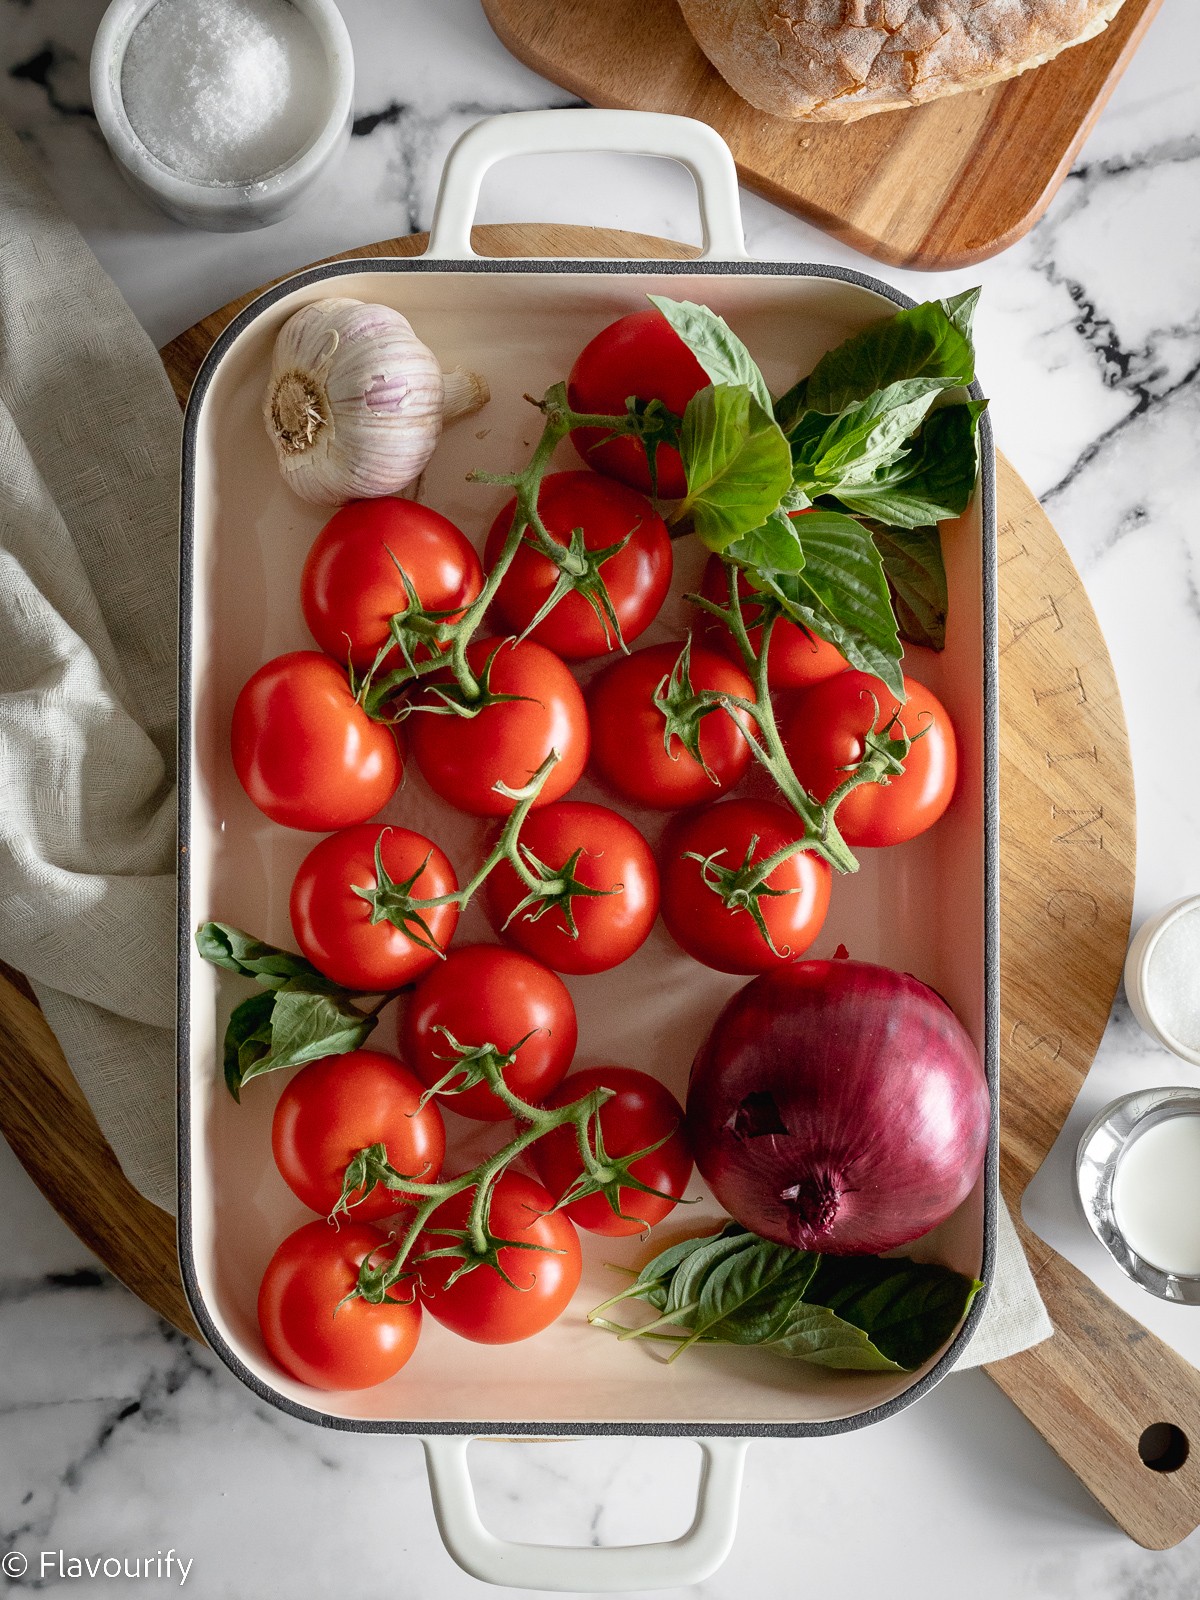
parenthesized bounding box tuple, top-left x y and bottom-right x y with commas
(686, 959, 990, 1255)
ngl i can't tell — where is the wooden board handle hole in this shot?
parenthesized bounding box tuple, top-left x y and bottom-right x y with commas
(1138, 1423, 1190, 1474)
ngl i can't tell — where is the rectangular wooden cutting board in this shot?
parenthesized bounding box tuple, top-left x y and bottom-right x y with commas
(481, 0, 1164, 268)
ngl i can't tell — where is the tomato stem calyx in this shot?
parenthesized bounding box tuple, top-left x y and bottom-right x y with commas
(683, 835, 810, 961)
(353, 840, 448, 956)
(416, 1024, 537, 1110)
(501, 843, 618, 941)
(652, 634, 732, 782)
(518, 523, 635, 654)
(551, 1117, 692, 1232)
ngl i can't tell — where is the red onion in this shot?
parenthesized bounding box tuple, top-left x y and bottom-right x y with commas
(687, 959, 989, 1255)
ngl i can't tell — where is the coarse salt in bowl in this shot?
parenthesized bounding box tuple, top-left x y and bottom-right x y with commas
(90, 0, 353, 231)
(1124, 895, 1200, 1066)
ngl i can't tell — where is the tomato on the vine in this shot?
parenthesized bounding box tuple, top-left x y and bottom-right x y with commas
(402, 944, 577, 1120)
(408, 637, 588, 817)
(415, 1171, 581, 1344)
(531, 1065, 692, 1236)
(587, 641, 755, 810)
(257, 1219, 420, 1391)
(698, 554, 847, 690)
(660, 799, 832, 974)
(271, 1049, 445, 1220)
(231, 651, 401, 831)
(484, 801, 659, 975)
(783, 670, 958, 848)
(567, 308, 708, 498)
(301, 498, 483, 671)
(290, 824, 459, 990)
(484, 470, 672, 659)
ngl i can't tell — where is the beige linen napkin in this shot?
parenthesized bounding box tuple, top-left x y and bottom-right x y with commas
(0, 116, 1051, 1365)
(0, 118, 179, 1209)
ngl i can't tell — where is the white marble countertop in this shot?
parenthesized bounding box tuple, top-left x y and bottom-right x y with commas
(3, 2, 1200, 1595)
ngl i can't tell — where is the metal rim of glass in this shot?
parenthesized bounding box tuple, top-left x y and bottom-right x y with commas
(1076, 1087, 1200, 1304)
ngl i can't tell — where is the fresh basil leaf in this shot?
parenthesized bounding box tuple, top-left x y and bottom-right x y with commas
(727, 509, 804, 574)
(780, 483, 813, 513)
(648, 295, 771, 412)
(692, 1240, 820, 1345)
(667, 1230, 757, 1316)
(223, 992, 274, 1103)
(767, 510, 904, 696)
(784, 297, 977, 419)
(829, 399, 985, 529)
(944, 287, 980, 339)
(764, 1300, 906, 1371)
(624, 1225, 749, 1314)
(197, 922, 342, 994)
(872, 524, 948, 651)
(802, 1255, 983, 1372)
(680, 384, 794, 551)
(793, 381, 944, 496)
(226, 987, 378, 1097)
(591, 1223, 981, 1374)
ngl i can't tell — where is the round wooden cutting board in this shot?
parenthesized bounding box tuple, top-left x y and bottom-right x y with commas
(0, 225, 1196, 1551)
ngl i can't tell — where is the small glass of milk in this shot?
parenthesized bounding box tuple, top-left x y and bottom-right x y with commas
(1077, 1088, 1200, 1303)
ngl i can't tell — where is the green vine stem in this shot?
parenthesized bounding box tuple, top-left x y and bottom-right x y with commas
(350, 749, 622, 954)
(350, 757, 621, 990)
(669, 567, 920, 892)
(356, 384, 662, 719)
(343, 1036, 684, 1306)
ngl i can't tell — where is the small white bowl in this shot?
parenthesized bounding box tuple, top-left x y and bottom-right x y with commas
(90, 0, 354, 231)
(1124, 894, 1200, 1066)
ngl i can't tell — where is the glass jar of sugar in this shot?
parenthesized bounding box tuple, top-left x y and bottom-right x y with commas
(91, 0, 353, 230)
(1125, 895, 1200, 1065)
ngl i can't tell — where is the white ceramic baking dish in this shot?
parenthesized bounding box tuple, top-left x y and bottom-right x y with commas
(177, 110, 999, 1591)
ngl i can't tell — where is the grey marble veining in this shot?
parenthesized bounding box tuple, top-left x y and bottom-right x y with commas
(2, 0, 1200, 1594)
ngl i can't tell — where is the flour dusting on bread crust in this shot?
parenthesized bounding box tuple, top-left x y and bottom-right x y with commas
(676, 0, 1127, 120)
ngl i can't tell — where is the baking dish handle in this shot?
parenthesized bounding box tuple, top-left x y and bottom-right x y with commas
(424, 108, 748, 261)
(422, 1434, 748, 1591)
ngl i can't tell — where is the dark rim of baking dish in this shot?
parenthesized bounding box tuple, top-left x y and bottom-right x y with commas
(177, 254, 999, 1439)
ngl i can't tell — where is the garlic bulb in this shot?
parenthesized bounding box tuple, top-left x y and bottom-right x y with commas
(263, 298, 488, 506)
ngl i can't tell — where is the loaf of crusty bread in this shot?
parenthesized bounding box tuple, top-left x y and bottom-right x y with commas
(676, 0, 1127, 121)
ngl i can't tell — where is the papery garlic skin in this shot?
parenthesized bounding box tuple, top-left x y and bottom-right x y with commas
(263, 298, 487, 506)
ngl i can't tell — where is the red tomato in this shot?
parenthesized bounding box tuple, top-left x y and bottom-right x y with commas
(484, 801, 660, 975)
(567, 308, 708, 497)
(531, 1065, 692, 1236)
(402, 945, 577, 1120)
(271, 1050, 446, 1220)
(698, 555, 847, 690)
(660, 799, 832, 974)
(484, 471, 672, 659)
(783, 671, 958, 848)
(408, 637, 589, 817)
(301, 498, 483, 671)
(231, 651, 401, 832)
(587, 641, 755, 810)
(415, 1172, 581, 1344)
(290, 825, 459, 989)
(257, 1219, 420, 1391)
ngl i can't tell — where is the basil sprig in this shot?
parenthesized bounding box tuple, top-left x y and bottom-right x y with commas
(589, 1223, 982, 1373)
(196, 922, 378, 1100)
(654, 290, 985, 696)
